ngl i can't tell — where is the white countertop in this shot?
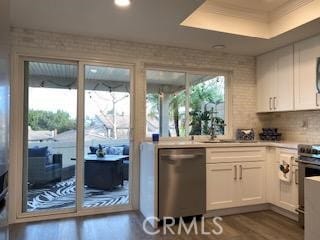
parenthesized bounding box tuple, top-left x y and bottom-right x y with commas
(306, 176, 320, 182)
(147, 140, 301, 149)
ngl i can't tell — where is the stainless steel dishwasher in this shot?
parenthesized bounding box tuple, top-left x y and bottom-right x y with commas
(158, 148, 206, 218)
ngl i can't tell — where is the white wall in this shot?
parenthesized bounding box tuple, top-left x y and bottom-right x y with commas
(10, 27, 260, 136)
(0, 0, 10, 228)
(9, 27, 259, 221)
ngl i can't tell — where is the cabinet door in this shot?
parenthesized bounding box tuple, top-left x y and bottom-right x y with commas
(275, 45, 294, 111)
(274, 149, 299, 213)
(206, 163, 237, 210)
(238, 162, 266, 206)
(278, 165, 299, 213)
(294, 35, 320, 110)
(266, 148, 279, 204)
(257, 52, 276, 112)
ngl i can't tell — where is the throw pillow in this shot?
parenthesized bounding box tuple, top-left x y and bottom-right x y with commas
(89, 146, 98, 154)
(109, 147, 124, 155)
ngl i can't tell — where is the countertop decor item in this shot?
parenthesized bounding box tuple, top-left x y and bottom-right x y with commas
(259, 128, 282, 141)
(152, 133, 159, 142)
(96, 144, 106, 157)
(236, 129, 254, 141)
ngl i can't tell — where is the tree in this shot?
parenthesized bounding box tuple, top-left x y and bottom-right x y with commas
(28, 110, 76, 133)
(146, 77, 225, 136)
(169, 92, 185, 137)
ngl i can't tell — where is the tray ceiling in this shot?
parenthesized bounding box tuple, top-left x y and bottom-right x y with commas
(182, 0, 320, 39)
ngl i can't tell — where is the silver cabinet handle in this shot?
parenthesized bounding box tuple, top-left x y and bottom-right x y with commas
(273, 97, 276, 110)
(239, 165, 243, 180)
(234, 165, 237, 180)
(317, 93, 319, 107)
(269, 97, 272, 110)
(295, 168, 299, 185)
(296, 208, 304, 214)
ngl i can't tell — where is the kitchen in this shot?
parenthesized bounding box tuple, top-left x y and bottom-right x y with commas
(3, 0, 320, 239)
(140, 32, 320, 240)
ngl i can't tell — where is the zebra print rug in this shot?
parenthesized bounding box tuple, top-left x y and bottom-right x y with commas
(27, 177, 129, 211)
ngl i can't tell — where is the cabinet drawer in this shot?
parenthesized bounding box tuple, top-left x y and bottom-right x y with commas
(206, 147, 266, 164)
(275, 148, 298, 166)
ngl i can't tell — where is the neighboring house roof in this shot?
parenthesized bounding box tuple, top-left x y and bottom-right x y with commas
(54, 129, 108, 142)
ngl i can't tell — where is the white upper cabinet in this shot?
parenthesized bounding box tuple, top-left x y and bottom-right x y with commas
(275, 46, 294, 111)
(256, 45, 294, 112)
(257, 51, 276, 112)
(294, 35, 320, 110)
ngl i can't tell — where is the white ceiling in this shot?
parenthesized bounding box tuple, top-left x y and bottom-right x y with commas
(10, 0, 320, 56)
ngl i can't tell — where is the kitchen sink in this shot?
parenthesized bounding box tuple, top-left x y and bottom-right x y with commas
(199, 139, 258, 143)
(200, 139, 238, 143)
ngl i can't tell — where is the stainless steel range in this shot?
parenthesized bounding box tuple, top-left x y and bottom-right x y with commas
(297, 144, 320, 227)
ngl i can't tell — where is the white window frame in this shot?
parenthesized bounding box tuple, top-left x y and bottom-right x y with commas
(9, 51, 137, 223)
(144, 65, 233, 141)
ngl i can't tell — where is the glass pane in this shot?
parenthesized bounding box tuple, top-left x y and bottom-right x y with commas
(146, 70, 186, 137)
(23, 61, 77, 213)
(188, 74, 225, 136)
(83, 65, 130, 208)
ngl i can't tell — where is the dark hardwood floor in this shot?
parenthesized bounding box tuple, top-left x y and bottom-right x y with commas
(6, 210, 303, 240)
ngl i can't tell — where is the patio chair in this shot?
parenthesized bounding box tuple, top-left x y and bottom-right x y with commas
(28, 147, 62, 188)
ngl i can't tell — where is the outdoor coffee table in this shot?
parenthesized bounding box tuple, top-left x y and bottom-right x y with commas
(83, 155, 129, 190)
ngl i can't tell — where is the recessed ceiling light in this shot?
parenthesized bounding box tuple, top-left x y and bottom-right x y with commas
(212, 44, 226, 50)
(114, 0, 131, 7)
(90, 69, 98, 73)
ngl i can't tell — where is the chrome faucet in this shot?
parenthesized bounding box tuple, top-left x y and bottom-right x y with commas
(209, 107, 226, 140)
(209, 109, 218, 140)
(210, 121, 217, 140)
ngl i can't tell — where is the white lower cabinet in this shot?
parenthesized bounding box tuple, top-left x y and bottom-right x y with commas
(278, 165, 299, 212)
(267, 148, 299, 214)
(275, 149, 299, 213)
(207, 163, 237, 210)
(238, 162, 266, 206)
(206, 147, 298, 214)
(206, 163, 237, 210)
(207, 162, 266, 211)
(206, 147, 267, 211)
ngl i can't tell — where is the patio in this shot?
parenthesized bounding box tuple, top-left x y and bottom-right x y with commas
(26, 138, 130, 212)
(27, 177, 129, 211)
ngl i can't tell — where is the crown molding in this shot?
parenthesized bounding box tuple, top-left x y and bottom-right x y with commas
(202, 0, 269, 23)
(181, 0, 320, 39)
(270, 0, 315, 21)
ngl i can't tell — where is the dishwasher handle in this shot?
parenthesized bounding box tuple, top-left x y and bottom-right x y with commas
(161, 154, 204, 160)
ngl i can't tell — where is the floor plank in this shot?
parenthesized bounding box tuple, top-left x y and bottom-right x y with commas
(7, 210, 303, 240)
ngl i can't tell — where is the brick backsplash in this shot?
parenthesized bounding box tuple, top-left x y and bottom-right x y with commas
(10, 27, 261, 137)
(258, 111, 320, 143)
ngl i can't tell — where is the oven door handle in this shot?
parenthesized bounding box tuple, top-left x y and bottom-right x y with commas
(302, 163, 320, 170)
(297, 159, 320, 168)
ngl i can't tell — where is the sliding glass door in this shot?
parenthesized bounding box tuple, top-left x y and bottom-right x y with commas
(83, 64, 131, 208)
(21, 59, 132, 216)
(22, 60, 78, 213)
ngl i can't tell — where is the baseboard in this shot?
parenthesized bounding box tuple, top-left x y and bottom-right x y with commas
(269, 204, 298, 221)
(204, 203, 298, 222)
(204, 204, 270, 218)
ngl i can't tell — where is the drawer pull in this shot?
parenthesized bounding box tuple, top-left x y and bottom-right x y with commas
(269, 97, 272, 110)
(234, 165, 237, 180)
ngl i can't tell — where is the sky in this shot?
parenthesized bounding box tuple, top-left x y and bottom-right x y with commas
(29, 88, 130, 119)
